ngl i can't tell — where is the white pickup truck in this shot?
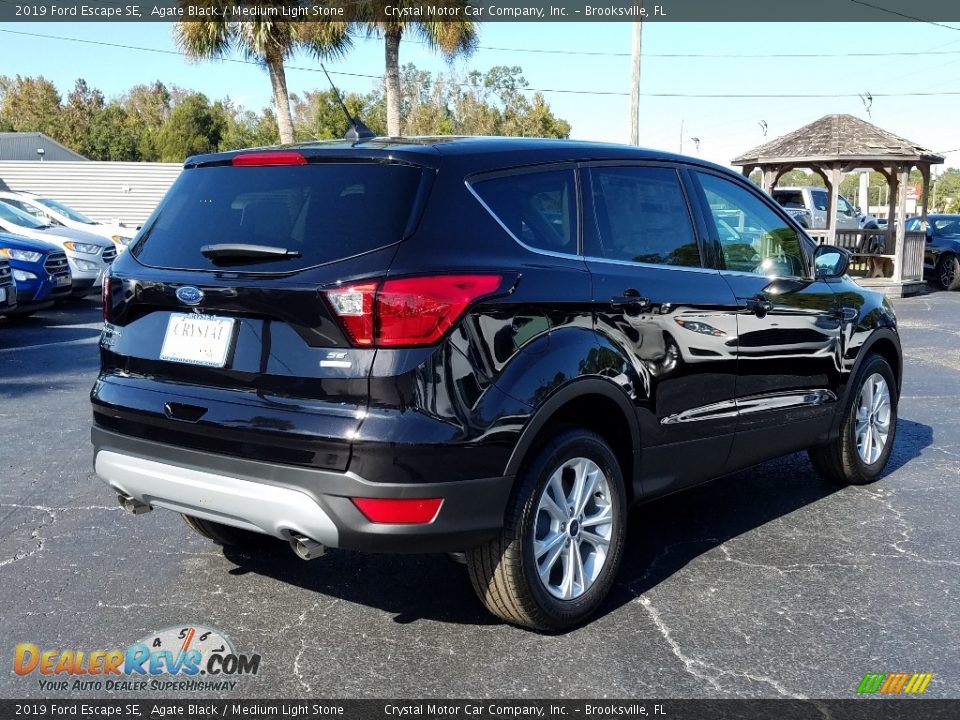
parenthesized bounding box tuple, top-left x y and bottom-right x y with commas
(772, 186, 880, 230)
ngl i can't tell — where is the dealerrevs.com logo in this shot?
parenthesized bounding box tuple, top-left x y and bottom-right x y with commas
(13, 625, 261, 692)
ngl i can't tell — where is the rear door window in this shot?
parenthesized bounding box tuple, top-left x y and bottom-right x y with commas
(470, 168, 577, 255)
(132, 162, 424, 272)
(583, 165, 701, 267)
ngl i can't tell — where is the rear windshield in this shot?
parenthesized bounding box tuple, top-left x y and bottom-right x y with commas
(132, 162, 423, 272)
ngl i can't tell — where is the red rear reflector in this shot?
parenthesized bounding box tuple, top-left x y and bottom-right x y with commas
(324, 274, 502, 348)
(231, 151, 307, 167)
(352, 497, 443, 524)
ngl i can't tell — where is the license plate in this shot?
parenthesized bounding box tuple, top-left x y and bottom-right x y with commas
(160, 313, 235, 368)
(57, 275, 71, 286)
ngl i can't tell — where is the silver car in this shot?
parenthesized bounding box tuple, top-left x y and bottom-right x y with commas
(0, 200, 116, 298)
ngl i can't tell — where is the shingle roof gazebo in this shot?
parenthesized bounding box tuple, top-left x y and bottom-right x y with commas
(733, 114, 944, 296)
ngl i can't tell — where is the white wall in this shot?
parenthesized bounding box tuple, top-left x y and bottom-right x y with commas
(0, 161, 182, 227)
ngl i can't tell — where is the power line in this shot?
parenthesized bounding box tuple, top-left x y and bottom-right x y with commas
(394, 35, 960, 59)
(3, 28, 960, 100)
(848, 0, 960, 31)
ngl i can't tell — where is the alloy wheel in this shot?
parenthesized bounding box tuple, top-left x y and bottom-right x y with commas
(533, 457, 615, 601)
(855, 373, 892, 465)
(940, 259, 956, 289)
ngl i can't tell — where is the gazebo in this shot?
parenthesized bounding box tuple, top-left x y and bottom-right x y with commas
(733, 114, 944, 297)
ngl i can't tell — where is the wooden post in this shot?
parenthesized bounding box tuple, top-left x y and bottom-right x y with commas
(762, 168, 777, 193)
(894, 167, 908, 284)
(920, 165, 931, 223)
(885, 167, 899, 256)
(827, 164, 841, 246)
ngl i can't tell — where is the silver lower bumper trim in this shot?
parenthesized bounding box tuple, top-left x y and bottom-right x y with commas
(95, 450, 339, 546)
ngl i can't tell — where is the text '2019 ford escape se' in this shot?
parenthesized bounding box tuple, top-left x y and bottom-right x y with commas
(92, 137, 901, 631)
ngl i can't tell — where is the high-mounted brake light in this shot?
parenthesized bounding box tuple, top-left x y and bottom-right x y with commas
(324, 274, 502, 348)
(352, 497, 443, 524)
(231, 151, 307, 167)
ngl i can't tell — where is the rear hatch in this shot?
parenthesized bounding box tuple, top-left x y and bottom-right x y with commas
(96, 149, 433, 470)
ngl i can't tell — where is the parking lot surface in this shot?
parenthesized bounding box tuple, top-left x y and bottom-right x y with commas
(1, 292, 958, 699)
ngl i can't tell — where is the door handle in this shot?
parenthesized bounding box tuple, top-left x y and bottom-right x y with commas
(745, 296, 774, 318)
(611, 288, 651, 310)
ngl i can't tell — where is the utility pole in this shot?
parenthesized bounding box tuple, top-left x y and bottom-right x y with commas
(629, 19, 642, 146)
(679, 119, 684, 154)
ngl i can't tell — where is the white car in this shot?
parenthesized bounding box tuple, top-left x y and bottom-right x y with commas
(0, 191, 137, 251)
(0, 200, 116, 298)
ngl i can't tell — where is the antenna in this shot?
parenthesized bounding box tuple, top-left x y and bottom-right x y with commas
(859, 92, 873, 118)
(320, 63, 376, 142)
(758, 120, 768, 137)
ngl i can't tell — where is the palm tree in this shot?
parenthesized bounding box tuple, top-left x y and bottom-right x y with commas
(356, 12, 477, 137)
(175, 8, 350, 145)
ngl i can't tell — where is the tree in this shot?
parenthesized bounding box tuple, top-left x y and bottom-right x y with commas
(153, 92, 226, 162)
(0, 75, 62, 138)
(175, 10, 350, 144)
(60, 79, 105, 156)
(291, 89, 385, 141)
(86, 103, 141, 161)
(354, 11, 477, 136)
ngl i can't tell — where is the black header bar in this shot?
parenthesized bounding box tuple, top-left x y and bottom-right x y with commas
(3, 0, 960, 23)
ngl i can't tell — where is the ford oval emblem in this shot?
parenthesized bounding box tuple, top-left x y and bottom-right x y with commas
(176, 286, 203, 305)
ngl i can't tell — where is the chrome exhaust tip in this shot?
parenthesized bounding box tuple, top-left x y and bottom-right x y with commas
(290, 534, 325, 561)
(118, 494, 152, 515)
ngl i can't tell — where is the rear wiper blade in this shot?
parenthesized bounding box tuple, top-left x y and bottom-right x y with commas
(200, 243, 301, 261)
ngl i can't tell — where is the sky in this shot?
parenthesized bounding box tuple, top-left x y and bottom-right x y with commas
(1, 20, 960, 170)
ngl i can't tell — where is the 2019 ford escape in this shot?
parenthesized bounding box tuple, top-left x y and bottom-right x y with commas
(91, 137, 901, 631)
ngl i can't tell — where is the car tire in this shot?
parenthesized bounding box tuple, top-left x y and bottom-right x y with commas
(808, 353, 897, 485)
(465, 428, 627, 631)
(934, 254, 960, 291)
(181, 513, 274, 549)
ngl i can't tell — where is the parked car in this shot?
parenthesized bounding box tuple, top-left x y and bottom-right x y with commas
(0, 200, 116, 298)
(92, 138, 902, 631)
(905, 214, 960, 290)
(0, 231, 71, 317)
(0, 258, 16, 316)
(772, 186, 880, 230)
(0, 191, 137, 251)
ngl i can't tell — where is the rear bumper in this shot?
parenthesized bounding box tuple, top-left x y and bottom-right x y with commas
(91, 426, 514, 553)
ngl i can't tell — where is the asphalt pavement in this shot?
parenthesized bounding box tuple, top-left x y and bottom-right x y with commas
(1, 291, 958, 699)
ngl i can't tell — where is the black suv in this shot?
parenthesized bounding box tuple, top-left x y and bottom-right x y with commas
(92, 138, 901, 630)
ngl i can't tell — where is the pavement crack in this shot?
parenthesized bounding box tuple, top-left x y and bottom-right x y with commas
(290, 600, 325, 693)
(638, 595, 806, 698)
(864, 488, 960, 567)
(716, 544, 859, 576)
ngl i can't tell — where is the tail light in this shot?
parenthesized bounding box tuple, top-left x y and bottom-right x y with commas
(325, 274, 502, 348)
(102, 275, 111, 321)
(352, 497, 443, 524)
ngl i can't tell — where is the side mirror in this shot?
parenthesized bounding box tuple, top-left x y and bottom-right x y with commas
(854, 205, 862, 214)
(815, 244, 851, 279)
(926, 227, 934, 242)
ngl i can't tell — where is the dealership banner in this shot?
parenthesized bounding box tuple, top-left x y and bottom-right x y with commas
(2, 700, 959, 719)
(5, 0, 960, 22)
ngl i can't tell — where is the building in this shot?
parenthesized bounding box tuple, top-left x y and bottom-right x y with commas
(0, 132, 88, 162)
